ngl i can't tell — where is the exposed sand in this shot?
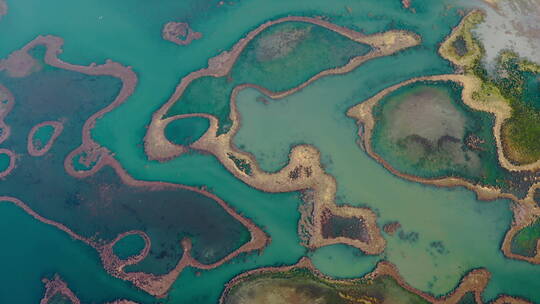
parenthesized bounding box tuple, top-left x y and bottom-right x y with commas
(0, 35, 268, 298)
(220, 257, 529, 304)
(0, 148, 15, 179)
(347, 9, 540, 265)
(162, 22, 202, 46)
(40, 274, 140, 304)
(145, 16, 420, 256)
(27, 121, 64, 157)
(0, 48, 42, 78)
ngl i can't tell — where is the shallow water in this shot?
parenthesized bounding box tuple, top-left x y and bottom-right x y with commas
(113, 233, 147, 260)
(0, 202, 154, 304)
(2, 0, 540, 303)
(30, 124, 56, 149)
(0, 150, 10, 171)
(164, 116, 210, 146)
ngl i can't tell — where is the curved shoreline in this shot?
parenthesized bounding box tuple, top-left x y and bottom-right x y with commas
(0, 35, 269, 298)
(346, 9, 540, 265)
(500, 193, 540, 264)
(0, 148, 15, 179)
(219, 257, 529, 304)
(162, 22, 202, 46)
(145, 15, 420, 162)
(0, 84, 14, 144)
(40, 274, 139, 304)
(439, 10, 540, 171)
(27, 121, 64, 157)
(346, 73, 540, 264)
(40, 275, 83, 304)
(145, 16, 421, 255)
(0, 0, 6, 20)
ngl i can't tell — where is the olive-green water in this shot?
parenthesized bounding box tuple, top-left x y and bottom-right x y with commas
(1, 0, 539, 303)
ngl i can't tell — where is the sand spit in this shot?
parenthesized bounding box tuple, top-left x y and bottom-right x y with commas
(0, 148, 15, 178)
(220, 257, 530, 304)
(347, 73, 540, 265)
(27, 121, 64, 157)
(145, 16, 420, 255)
(0, 35, 268, 297)
(348, 10, 540, 265)
(162, 22, 202, 46)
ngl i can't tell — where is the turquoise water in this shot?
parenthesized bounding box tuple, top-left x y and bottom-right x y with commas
(31, 124, 56, 150)
(164, 116, 209, 146)
(2, 0, 540, 303)
(232, 73, 540, 301)
(0, 202, 154, 303)
(0, 151, 10, 172)
(368, 81, 523, 196)
(113, 233, 147, 260)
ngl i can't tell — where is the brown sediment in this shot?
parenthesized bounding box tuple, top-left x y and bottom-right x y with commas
(143, 113, 208, 162)
(145, 16, 420, 163)
(40, 274, 140, 304)
(438, 10, 485, 69)
(347, 10, 540, 264)
(219, 257, 496, 304)
(346, 72, 540, 263)
(0, 0, 6, 19)
(402, 0, 411, 9)
(27, 121, 64, 157)
(492, 295, 532, 304)
(0, 148, 15, 179)
(162, 22, 202, 46)
(40, 274, 81, 304)
(0, 84, 14, 144)
(482, 0, 500, 9)
(347, 74, 518, 202)
(0, 47, 42, 78)
(383, 221, 401, 235)
(145, 16, 420, 255)
(355, 70, 540, 263)
(0, 35, 269, 297)
(500, 185, 540, 264)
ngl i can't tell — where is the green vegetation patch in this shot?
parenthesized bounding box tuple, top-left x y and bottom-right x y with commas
(223, 267, 430, 304)
(439, 10, 485, 68)
(165, 21, 372, 134)
(511, 218, 540, 258)
(371, 78, 539, 198)
(228, 153, 253, 175)
(489, 52, 540, 164)
(371, 81, 510, 187)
